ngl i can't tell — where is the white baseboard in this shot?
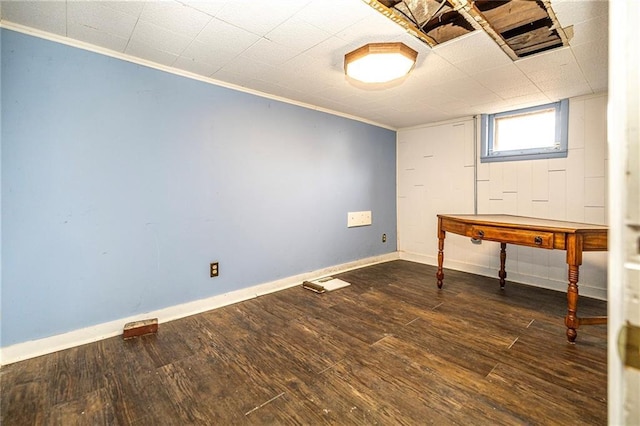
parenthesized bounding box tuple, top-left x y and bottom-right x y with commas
(399, 251, 607, 300)
(0, 252, 399, 366)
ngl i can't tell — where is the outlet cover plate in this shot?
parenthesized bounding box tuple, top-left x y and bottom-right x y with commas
(347, 211, 372, 227)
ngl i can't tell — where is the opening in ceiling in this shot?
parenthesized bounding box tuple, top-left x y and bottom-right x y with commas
(363, 0, 571, 60)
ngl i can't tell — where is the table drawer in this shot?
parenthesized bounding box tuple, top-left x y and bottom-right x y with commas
(470, 225, 554, 248)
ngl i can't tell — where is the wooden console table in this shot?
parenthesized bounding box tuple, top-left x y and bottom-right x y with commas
(436, 214, 608, 342)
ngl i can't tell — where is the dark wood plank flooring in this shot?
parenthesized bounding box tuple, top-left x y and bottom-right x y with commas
(0, 260, 607, 425)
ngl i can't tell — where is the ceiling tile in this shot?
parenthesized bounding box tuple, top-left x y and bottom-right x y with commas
(542, 82, 594, 101)
(572, 42, 608, 92)
(523, 60, 587, 93)
(213, 55, 279, 84)
(470, 65, 540, 100)
(266, 18, 331, 52)
(435, 31, 511, 73)
(432, 77, 501, 105)
(239, 38, 300, 66)
(276, 55, 340, 90)
(432, 32, 485, 64)
(139, 1, 211, 39)
(173, 56, 220, 77)
(130, 20, 192, 56)
(493, 83, 542, 101)
(215, 0, 311, 37)
(180, 1, 228, 17)
(125, 38, 178, 67)
(412, 53, 468, 83)
(180, 40, 238, 69)
(553, 0, 608, 26)
(569, 15, 608, 46)
(1, 1, 66, 35)
(195, 17, 260, 58)
(102, 2, 145, 18)
(404, 87, 465, 106)
(515, 46, 575, 75)
(67, 2, 138, 40)
(295, 0, 372, 35)
(499, 93, 552, 110)
(334, 11, 405, 45)
(297, 36, 353, 69)
(67, 21, 129, 53)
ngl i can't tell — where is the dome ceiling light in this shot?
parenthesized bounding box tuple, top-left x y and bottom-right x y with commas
(344, 42, 418, 84)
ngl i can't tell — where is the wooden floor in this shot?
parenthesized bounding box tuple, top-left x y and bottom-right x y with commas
(1, 260, 607, 425)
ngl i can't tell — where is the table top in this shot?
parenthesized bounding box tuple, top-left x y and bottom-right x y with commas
(438, 214, 608, 233)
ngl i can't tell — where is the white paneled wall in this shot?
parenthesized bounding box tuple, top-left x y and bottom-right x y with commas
(397, 118, 476, 266)
(397, 93, 608, 300)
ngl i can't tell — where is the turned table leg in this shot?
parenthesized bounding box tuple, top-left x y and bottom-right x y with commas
(565, 234, 583, 343)
(499, 243, 507, 289)
(436, 218, 445, 288)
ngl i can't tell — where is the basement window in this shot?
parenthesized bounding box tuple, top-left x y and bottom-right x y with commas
(481, 99, 569, 163)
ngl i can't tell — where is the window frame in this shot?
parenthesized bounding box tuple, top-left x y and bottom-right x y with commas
(480, 99, 569, 163)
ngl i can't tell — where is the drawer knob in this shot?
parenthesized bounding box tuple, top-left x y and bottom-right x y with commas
(534, 236, 543, 245)
(477, 230, 485, 238)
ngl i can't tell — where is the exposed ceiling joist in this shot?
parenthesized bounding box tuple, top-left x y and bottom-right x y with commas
(364, 0, 573, 61)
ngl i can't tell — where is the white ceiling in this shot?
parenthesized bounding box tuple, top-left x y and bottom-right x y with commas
(0, 0, 608, 129)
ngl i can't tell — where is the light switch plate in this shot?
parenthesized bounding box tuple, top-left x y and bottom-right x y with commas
(348, 211, 372, 227)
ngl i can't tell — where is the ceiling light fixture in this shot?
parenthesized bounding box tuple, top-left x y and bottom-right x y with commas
(344, 42, 418, 84)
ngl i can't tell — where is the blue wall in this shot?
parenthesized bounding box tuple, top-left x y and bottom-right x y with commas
(0, 29, 397, 347)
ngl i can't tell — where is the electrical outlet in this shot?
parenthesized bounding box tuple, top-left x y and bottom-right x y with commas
(210, 262, 219, 277)
(382, 233, 387, 243)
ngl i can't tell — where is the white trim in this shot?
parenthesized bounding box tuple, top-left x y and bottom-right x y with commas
(0, 21, 396, 132)
(607, 0, 633, 423)
(0, 252, 399, 366)
(398, 116, 475, 131)
(399, 251, 607, 300)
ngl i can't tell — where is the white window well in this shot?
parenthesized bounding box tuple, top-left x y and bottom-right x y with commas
(481, 99, 569, 162)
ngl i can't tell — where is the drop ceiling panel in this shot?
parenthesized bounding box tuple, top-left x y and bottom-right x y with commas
(413, 53, 468, 83)
(569, 15, 608, 46)
(195, 18, 260, 53)
(295, 0, 372, 35)
(1, 1, 66, 35)
(429, 32, 485, 64)
(526, 60, 587, 92)
(139, 2, 211, 39)
(515, 46, 575, 75)
(101, 2, 145, 18)
(213, 55, 279, 85)
(552, 0, 607, 25)
(265, 18, 332, 51)
(67, 21, 129, 53)
(130, 20, 192, 56)
(572, 41, 608, 92)
(238, 38, 300, 66)
(215, 0, 310, 37)
(471, 65, 540, 99)
(296, 36, 352, 69)
(124, 38, 178, 67)
(542, 82, 594, 102)
(433, 77, 501, 105)
(179, 40, 237, 69)
(173, 56, 220, 77)
(180, 0, 228, 17)
(67, 2, 138, 39)
(334, 12, 406, 43)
